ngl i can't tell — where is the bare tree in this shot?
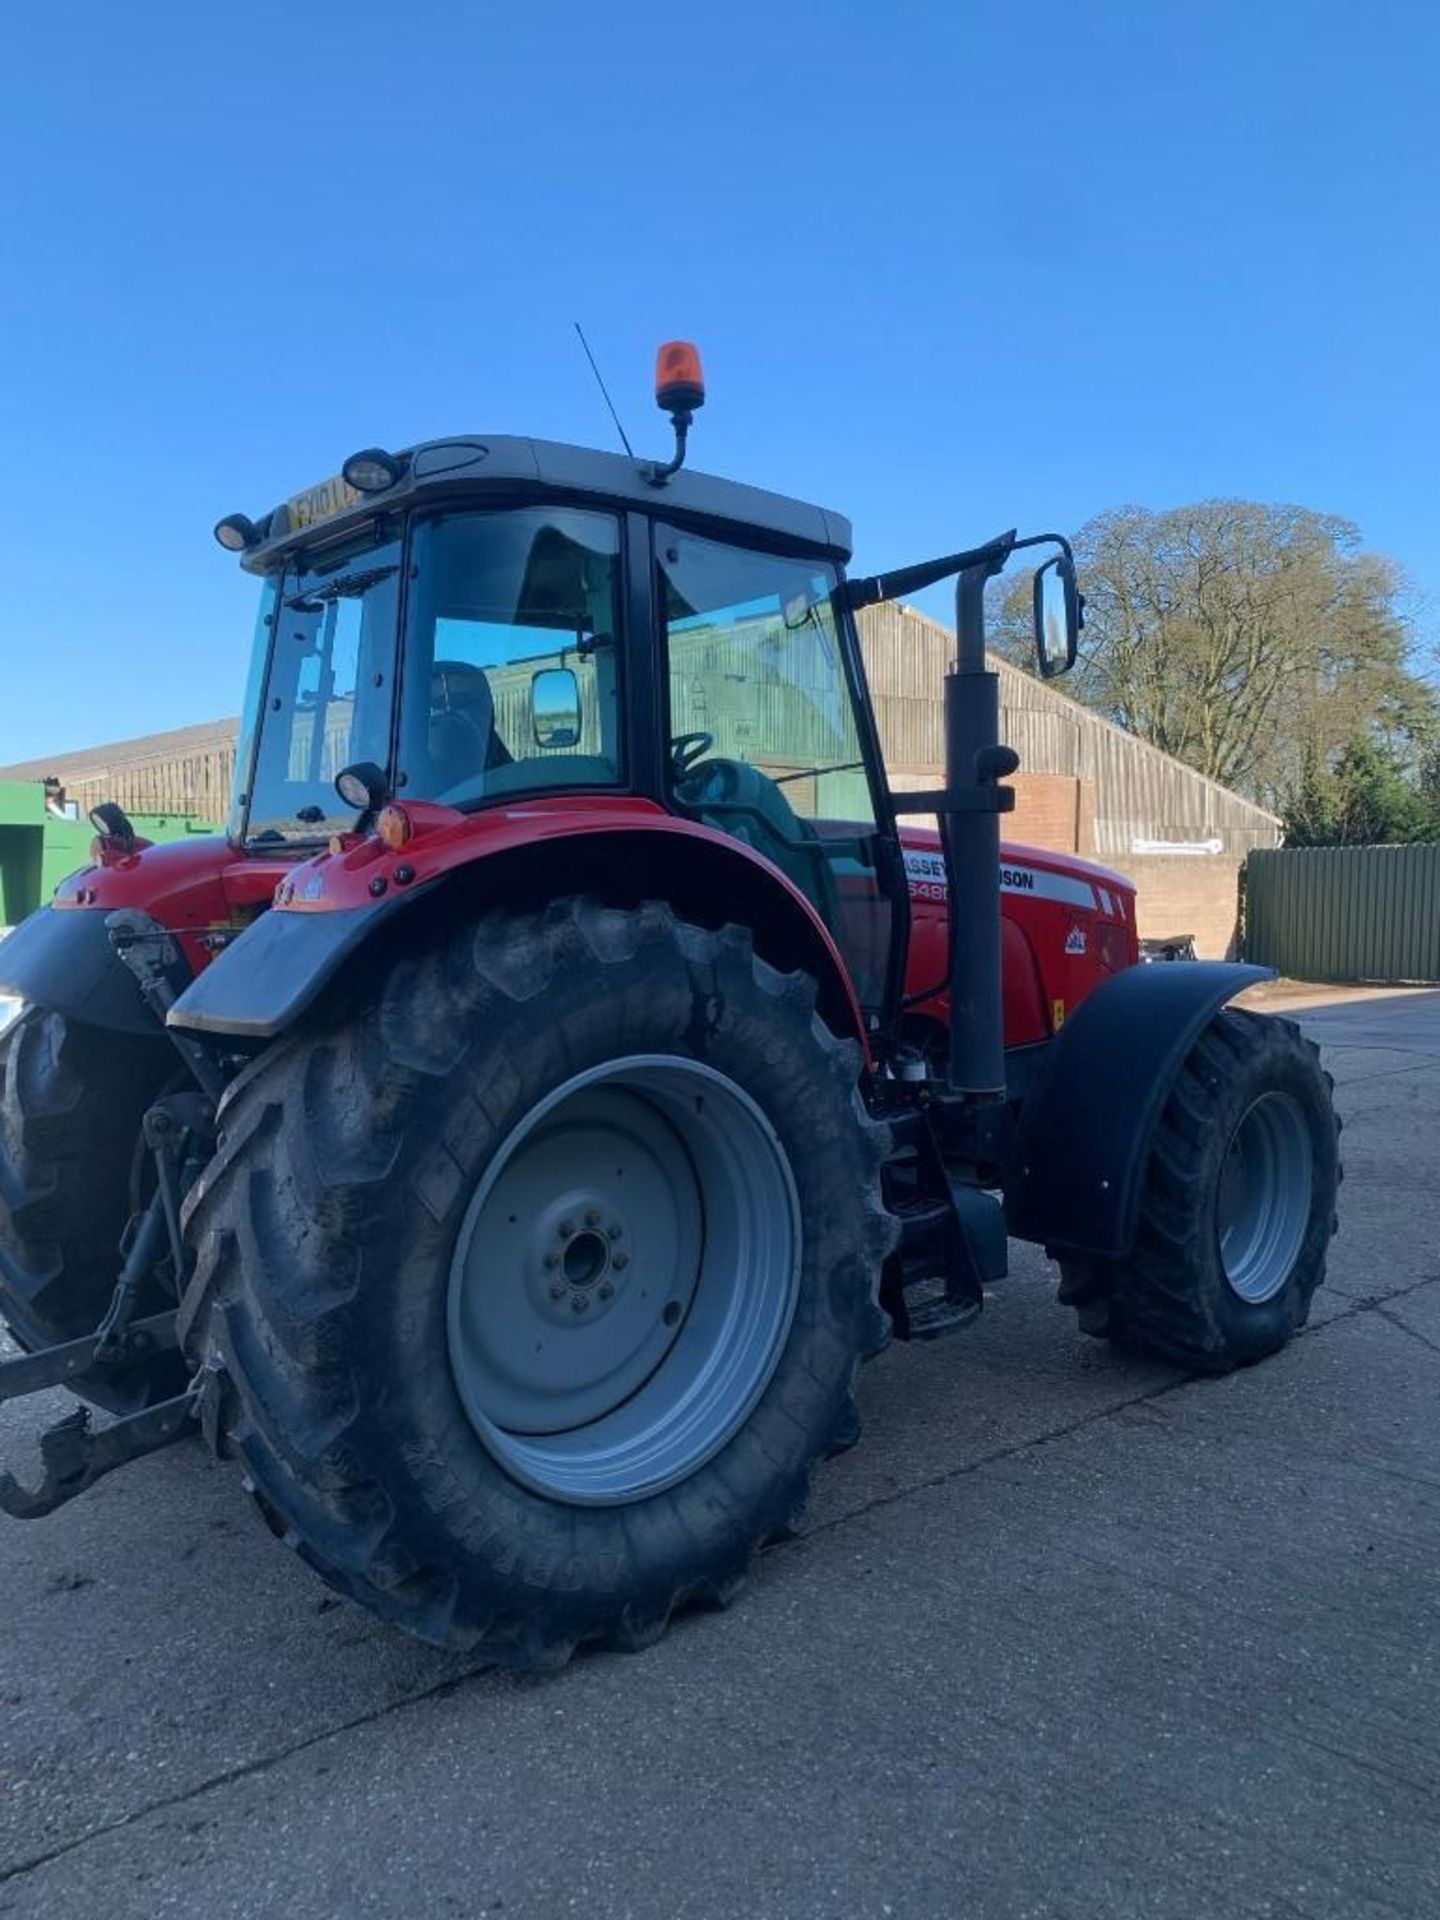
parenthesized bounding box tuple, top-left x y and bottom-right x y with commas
(993, 501, 1433, 801)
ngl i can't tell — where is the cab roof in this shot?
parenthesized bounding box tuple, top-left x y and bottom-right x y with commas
(242, 434, 853, 572)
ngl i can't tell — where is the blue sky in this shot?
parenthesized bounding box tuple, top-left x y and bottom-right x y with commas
(1, 0, 1436, 764)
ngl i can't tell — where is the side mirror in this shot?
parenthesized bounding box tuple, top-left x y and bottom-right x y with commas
(531, 667, 582, 749)
(1033, 553, 1081, 679)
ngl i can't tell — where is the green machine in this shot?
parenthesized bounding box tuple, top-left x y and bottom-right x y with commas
(0, 781, 215, 928)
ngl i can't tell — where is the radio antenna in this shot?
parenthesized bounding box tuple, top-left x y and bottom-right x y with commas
(574, 322, 635, 458)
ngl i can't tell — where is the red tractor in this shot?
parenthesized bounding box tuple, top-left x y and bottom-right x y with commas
(0, 348, 1339, 1666)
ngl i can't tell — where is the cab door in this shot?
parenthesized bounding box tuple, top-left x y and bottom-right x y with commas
(655, 524, 903, 1017)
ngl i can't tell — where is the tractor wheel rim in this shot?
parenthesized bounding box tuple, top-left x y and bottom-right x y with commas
(1216, 1090, 1313, 1305)
(447, 1055, 801, 1506)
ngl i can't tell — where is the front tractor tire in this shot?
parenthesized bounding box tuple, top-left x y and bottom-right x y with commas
(0, 1007, 180, 1410)
(182, 900, 895, 1667)
(1059, 1009, 1340, 1372)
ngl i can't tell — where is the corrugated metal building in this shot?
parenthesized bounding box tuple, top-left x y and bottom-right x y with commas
(0, 604, 1279, 956)
(0, 718, 239, 831)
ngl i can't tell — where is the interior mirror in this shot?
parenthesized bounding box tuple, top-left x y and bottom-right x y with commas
(531, 667, 582, 749)
(1033, 553, 1080, 680)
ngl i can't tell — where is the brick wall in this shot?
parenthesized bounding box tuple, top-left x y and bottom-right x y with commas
(1006, 773, 1096, 855)
(1122, 854, 1243, 960)
(887, 769, 1098, 856)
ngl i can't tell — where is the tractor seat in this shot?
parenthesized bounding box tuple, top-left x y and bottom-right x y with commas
(428, 659, 513, 795)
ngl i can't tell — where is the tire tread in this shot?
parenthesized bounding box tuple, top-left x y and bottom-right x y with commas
(1058, 1006, 1341, 1371)
(184, 898, 894, 1666)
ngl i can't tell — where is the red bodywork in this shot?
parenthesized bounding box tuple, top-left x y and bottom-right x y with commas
(898, 827, 1139, 1047)
(53, 801, 1138, 1052)
(52, 835, 290, 980)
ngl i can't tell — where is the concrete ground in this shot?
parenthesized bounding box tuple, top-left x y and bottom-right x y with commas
(0, 991, 1436, 1920)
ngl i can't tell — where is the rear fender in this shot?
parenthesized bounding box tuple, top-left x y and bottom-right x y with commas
(1003, 961, 1272, 1259)
(168, 821, 871, 1052)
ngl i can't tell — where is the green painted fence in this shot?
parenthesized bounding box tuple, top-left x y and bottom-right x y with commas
(1243, 844, 1440, 985)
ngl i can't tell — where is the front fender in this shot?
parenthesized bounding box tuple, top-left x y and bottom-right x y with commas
(0, 906, 157, 1035)
(1003, 961, 1272, 1260)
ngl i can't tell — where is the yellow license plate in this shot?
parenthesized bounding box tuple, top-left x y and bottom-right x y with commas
(285, 473, 363, 531)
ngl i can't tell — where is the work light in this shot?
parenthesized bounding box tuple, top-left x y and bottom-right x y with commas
(213, 513, 261, 552)
(341, 448, 405, 494)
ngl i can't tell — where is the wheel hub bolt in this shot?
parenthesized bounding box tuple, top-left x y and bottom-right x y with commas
(607, 1224, 623, 1241)
(571, 1293, 590, 1313)
(584, 1208, 601, 1227)
(543, 1253, 559, 1270)
(548, 1282, 566, 1301)
(612, 1252, 630, 1270)
(598, 1282, 614, 1301)
(559, 1220, 575, 1238)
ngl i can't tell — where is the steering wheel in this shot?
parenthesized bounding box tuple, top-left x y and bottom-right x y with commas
(670, 731, 715, 780)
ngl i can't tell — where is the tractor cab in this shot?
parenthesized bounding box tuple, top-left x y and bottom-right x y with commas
(229, 508, 626, 847)
(217, 359, 904, 1015)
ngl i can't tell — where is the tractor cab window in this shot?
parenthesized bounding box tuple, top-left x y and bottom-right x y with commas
(240, 541, 400, 844)
(399, 508, 623, 806)
(658, 527, 894, 1011)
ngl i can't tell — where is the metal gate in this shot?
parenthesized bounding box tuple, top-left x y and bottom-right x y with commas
(1244, 845, 1440, 984)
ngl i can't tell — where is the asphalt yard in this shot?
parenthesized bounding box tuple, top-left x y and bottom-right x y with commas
(1, 990, 1436, 1919)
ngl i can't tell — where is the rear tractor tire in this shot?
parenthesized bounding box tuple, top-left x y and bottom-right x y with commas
(1058, 1009, 1340, 1372)
(181, 899, 896, 1667)
(0, 1006, 183, 1410)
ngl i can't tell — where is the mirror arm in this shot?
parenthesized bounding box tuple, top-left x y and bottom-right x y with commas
(842, 530, 1017, 611)
(956, 549, 1013, 675)
(845, 530, 1080, 616)
(1009, 530, 1076, 565)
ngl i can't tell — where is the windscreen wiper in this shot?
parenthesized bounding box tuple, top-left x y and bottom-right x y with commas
(285, 562, 398, 611)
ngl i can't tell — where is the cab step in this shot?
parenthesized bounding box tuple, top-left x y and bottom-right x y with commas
(900, 1273, 984, 1342)
(893, 1195, 955, 1260)
(883, 1181, 1006, 1341)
